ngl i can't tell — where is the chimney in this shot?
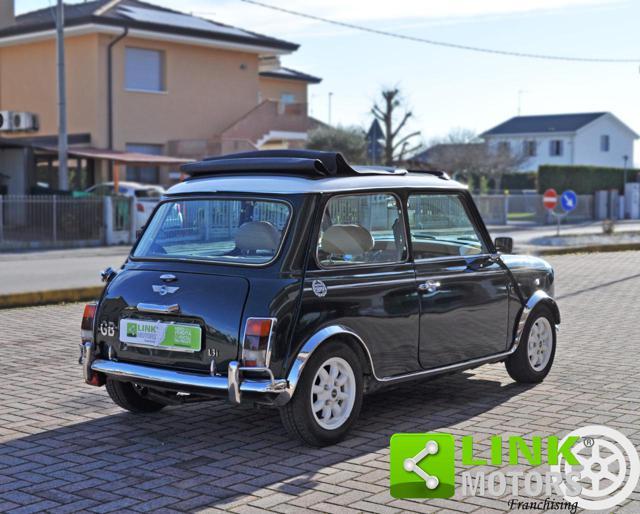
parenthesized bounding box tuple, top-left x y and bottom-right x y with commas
(0, 0, 15, 31)
(259, 56, 281, 73)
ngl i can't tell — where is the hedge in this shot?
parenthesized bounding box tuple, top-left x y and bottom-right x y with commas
(538, 165, 638, 195)
(501, 172, 537, 191)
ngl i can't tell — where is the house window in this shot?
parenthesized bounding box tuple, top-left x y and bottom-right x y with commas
(523, 140, 537, 157)
(125, 47, 165, 92)
(549, 140, 563, 156)
(126, 143, 163, 184)
(497, 141, 510, 153)
(600, 135, 610, 152)
(280, 93, 295, 104)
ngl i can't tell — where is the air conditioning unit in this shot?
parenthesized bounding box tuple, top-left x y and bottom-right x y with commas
(0, 110, 13, 131)
(11, 112, 39, 132)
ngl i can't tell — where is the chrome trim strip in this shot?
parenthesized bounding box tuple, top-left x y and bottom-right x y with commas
(136, 303, 180, 314)
(377, 348, 516, 383)
(303, 277, 416, 292)
(91, 359, 286, 404)
(413, 253, 494, 265)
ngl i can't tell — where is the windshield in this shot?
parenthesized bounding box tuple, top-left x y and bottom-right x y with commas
(133, 198, 292, 264)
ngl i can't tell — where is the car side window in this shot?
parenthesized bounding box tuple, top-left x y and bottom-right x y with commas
(408, 193, 487, 259)
(317, 193, 407, 266)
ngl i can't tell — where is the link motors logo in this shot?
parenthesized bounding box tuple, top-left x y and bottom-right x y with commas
(390, 425, 640, 511)
(550, 425, 640, 510)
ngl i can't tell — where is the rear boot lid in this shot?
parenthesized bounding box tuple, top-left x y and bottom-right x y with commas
(96, 269, 249, 372)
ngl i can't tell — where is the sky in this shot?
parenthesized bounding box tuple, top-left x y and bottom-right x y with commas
(17, 0, 640, 161)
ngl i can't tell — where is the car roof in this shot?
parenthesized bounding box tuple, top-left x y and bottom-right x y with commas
(168, 150, 464, 196)
(167, 173, 466, 196)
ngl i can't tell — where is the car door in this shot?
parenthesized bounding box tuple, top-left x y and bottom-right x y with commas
(297, 191, 421, 378)
(408, 192, 510, 369)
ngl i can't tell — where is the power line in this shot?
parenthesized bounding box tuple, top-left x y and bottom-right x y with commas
(232, 0, 639, 64)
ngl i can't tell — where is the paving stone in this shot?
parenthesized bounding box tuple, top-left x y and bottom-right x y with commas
(1, 252, 639, 513)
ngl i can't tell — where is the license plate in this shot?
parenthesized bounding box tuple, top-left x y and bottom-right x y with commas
(119, 318, 202, 352)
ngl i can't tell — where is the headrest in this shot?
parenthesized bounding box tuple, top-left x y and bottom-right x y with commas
(320, 224, 374, 255)
(235, 221, 280, 252)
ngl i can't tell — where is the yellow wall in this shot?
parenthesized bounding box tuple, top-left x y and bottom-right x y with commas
(0, 33, 261, 151)
(0, 34, 100, 139)
(259, 76, 308, 104)
(108, 36, 260, 150)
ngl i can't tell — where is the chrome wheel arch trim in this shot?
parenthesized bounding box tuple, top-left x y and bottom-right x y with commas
(513, 290, 560, 349)
(280, 325, 379, 405)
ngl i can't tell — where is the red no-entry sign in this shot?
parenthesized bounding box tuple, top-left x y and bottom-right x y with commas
(543, 188, 558, 210)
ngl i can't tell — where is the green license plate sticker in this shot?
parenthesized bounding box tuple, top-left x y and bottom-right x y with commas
(119, 319, 201, 352)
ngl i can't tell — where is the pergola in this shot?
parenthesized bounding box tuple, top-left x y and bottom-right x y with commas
(37, 145, 194, 190)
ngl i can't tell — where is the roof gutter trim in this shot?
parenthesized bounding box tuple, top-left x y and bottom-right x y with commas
(0, 23, 121, 47)
(0, 23, 295, 54)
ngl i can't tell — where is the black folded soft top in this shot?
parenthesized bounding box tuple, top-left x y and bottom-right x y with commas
(180, 150, 449, 180)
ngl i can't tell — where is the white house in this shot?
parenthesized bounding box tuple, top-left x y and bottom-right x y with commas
(482, 112, 638, 172)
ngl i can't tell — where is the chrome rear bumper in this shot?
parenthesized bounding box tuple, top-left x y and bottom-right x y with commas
(90, 359, 287, 404)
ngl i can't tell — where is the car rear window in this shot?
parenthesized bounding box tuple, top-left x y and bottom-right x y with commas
(133, 198, 291, 264)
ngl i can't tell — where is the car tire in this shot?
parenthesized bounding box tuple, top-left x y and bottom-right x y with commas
(506, 305, 556, 383)
(280, 341, 363, 447)
(106, 378, 166, 413)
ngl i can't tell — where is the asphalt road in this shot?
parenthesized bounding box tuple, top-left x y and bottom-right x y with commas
(1, 251, 639, 513)
(0, 246, 129, 295)
(2, 220, 640, 296)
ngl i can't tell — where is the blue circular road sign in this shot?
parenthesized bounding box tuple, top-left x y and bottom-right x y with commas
(560, 190, 578, 212)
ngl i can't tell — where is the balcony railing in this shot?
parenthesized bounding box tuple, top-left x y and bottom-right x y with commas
(221, 100, 309, 145)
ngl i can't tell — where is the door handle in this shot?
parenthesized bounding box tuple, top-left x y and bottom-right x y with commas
(137, 303, 180, 314)
(418, 280, 440, 293)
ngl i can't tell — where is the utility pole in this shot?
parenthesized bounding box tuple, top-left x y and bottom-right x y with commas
(56, 0, 68, 190)
(328, 92, 333, 126)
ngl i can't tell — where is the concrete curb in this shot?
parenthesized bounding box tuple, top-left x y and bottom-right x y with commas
(537, 242, 640, 256)
(0, 286, 103, 309)
(2, 242, 639, 308)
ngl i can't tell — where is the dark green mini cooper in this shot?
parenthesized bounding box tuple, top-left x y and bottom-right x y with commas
(79, 150, 559, 446)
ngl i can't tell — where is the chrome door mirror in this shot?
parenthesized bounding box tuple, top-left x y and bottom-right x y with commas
(494, 237, 513, 254)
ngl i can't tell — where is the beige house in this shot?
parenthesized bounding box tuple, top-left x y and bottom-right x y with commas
(0, 0, 321, 192)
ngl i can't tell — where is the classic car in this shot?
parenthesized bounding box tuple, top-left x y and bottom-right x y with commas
(79, 150, 559, 446)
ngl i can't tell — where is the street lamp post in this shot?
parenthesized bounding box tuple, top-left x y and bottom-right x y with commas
(56, 0, 68, 190)
(328, 92, 333, 126)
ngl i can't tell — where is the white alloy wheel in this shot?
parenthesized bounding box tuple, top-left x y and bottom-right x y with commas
(527, 316, 553, 371)
(310, 356, 356, 430)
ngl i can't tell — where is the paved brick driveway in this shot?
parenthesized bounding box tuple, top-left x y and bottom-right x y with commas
(1, 252, 639, 513)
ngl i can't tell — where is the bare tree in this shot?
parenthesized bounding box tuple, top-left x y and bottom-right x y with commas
(371, 88, 422, 165)
(419, 128, 527, 189)
(308, 125, 367, 163)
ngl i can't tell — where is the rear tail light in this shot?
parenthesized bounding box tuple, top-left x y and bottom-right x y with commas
(81, 301, 97, 342)
(241, 317, 275, 367)
(136, 202, 145, 212)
